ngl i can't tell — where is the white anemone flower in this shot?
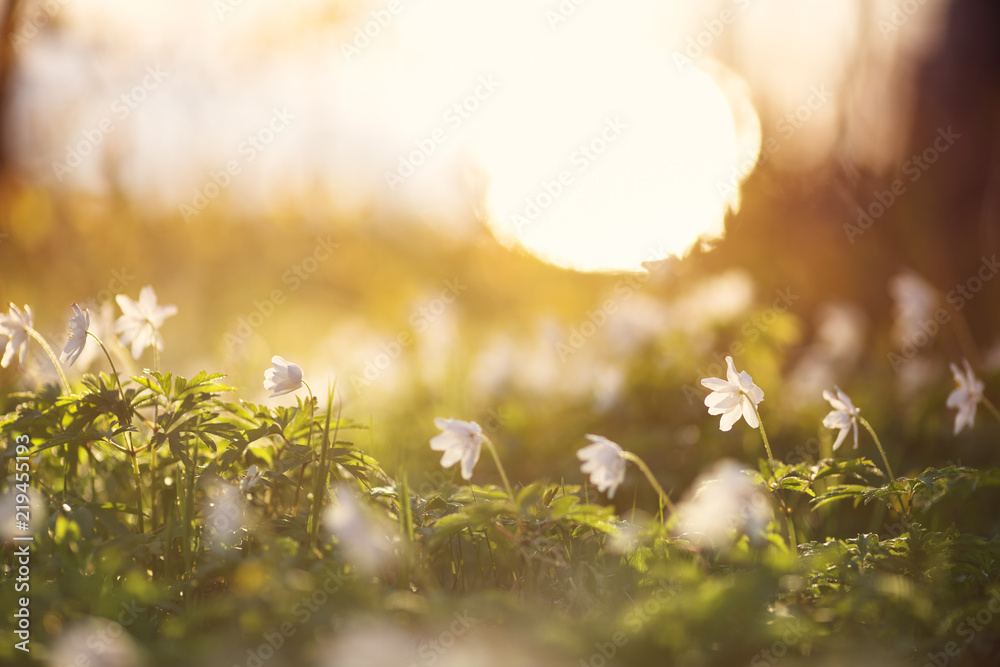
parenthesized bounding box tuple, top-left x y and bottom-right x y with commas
(700, 356, 765, 431)
(0, 303, 32, 368)
(240, 464, 263, 492)
(576, 434, 626, 499)
(114, 286, 177, 359)
(60, 303, 91, 366)
(429, 418, 484, 480)
(263, 355, 304, 397)
(947, 359, 984, 434)
(822, 386, 861, 451)
(674, 459, 773, 549)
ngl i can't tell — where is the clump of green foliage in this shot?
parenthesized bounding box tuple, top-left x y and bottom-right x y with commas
(3, 355, 1000, 666)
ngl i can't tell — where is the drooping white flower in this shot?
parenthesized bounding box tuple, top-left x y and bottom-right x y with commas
(700, 356, 765, 431)
(65, 299, 114, 371)
(576, 434, 626, 499)
(822, 386, 860, 451)
(429, 418, 484, 480)
(60, 303, 91, 366)
(0, 303, 32, 368)
(323, 485, 396, 573)
(947, 359, 984, 434)
(240, 464, 263, 492)
(674, 459, 773, 549)
(263, 355, 304, 397)
(114, 285, 177, 359)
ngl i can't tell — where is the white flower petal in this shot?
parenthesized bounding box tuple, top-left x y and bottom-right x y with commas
(430, 418, 484, 480)
(114, 287, 176, 359)
(460, 446, 481, 480)
(946, 360, 983, 434)
(705, 391, 740, 410)
(1, 340, 16, 369)
(823, 410, 851, 430)
(701, 358, 764, 432)
(61, 304, 91, 366)
(719, 407, 741, 432)
(577, 435, 625, 498)
(263, 356, 304, 397)
(724, 356, 740, 384)
(822, 387, 862, 453)
(740, 397, 759, 428)
(0, 303, 33, 369)
(831, 425, 850, 451)
(700, 378, 731, 392)
(439, 445, 465, 469)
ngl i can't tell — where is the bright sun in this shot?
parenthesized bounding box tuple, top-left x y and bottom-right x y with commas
(47, 0, 761, 275)
(391, 1, 762, 273)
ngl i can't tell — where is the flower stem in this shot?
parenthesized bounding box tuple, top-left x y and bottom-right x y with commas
(310, 384, 339, 547)
(303, 381, 315, 452)
(90, 332, 145, 532)
(749, 403, 775, 466)
(858, 416, 894, 481)
(982, 396, 1000, 427)
(481, 436, 525, 535)
(785, 513, 798, 556)
(90, 332, 130, 417)
(483, 438, 515, 501)
(26, 326, 73, 491)
(620, 451, 677, 517)
(291, 381, 316, 514)
(25, 327, 70, 395)
(129, 440, 145, 533)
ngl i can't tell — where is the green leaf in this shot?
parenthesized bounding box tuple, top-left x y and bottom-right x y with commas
(429, 512, 474, 549)
(811, 484, 875, 510)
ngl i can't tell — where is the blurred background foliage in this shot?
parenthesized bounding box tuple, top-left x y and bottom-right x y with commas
(3, 1, 1000, 665)
(0, 0, 999, 589)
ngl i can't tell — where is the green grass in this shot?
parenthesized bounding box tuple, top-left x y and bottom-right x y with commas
(3, 341, 1000, 665)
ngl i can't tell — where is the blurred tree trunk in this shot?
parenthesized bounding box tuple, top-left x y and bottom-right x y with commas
(0, 0, 20, 179)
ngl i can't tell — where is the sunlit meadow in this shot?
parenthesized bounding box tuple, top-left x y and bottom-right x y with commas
(3, 1, 1000, 666)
